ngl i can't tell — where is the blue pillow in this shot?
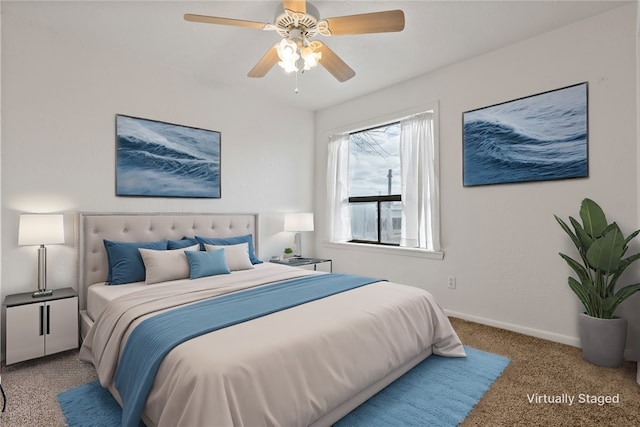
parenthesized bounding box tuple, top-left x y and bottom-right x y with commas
(186, 249, 230, 279)
(167, 237, 199, 250)
(104, 239, 168, 285)
(195, 234, 262, 264)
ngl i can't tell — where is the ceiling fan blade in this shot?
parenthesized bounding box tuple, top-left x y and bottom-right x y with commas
(184, 14, 268, 30)
(324, 10, 405, 35)
(317, 44, 355, 83)
(247, 46, 280, 78)
(282, 0, 306, 14)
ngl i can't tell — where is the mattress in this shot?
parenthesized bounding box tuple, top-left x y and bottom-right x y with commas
(86, 263, 295, 321)
(87, 281, 146, 321)
(80, 263, 465, 427)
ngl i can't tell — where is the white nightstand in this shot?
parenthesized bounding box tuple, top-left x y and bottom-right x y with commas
(4, 287, 78, 365)
(271, 258, 332, 273)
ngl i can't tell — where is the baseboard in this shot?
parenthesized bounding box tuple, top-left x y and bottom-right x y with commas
(446, 310, 640, 362)
(445, 310, 581, 348)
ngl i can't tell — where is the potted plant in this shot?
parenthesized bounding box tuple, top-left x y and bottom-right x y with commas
(555, 198, 640, 367)
(283, 247, 294, 260)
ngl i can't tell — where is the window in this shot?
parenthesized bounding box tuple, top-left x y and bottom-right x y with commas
(348, 122, 402, 245)
(327, 108, 440, 252)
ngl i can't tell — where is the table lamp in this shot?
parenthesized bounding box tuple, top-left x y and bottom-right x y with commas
(284, 213, 314, 257)
(18, 214, 65, 297)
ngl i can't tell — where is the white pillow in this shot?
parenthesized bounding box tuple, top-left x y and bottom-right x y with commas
(204, 242, 254, 271)
(139, 244, 199, 285)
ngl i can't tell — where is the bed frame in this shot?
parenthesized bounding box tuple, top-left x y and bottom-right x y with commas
(77, 212, 259, 337)
(77, 211, 430, 426)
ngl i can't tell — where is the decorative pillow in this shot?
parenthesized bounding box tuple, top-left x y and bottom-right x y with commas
(167, 237, 199, 250)
(103, 239, 168, 285)
(139, 244, 200, 285)
(195, 234, 262, 264)
(186, 249, 231, 279)
(204, 242, 254, 271)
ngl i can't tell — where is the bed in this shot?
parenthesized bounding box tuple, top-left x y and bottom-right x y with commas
(77, 212, 465, 427)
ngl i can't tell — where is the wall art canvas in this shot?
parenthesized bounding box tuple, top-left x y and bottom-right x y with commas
(116, 114, 221, 198)
(463, 82, 588, 187)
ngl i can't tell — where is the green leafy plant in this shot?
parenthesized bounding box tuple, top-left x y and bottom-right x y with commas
(284, 247, 293, 254)
(555, 198, 640, 319)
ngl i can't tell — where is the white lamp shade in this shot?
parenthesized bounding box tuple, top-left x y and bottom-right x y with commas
(18, 214, 65, 246)
(284, 213, 314, 232)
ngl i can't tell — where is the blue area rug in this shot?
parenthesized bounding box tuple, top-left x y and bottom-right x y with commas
(58, 346, 508, 427)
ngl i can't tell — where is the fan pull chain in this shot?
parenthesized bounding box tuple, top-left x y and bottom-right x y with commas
(294, 69, 300, 93)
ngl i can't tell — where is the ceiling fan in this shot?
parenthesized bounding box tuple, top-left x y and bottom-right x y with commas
(184, 0, 405, 83)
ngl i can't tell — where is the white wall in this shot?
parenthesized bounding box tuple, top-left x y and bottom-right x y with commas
(0, 15, 315, 358)
(315, 5, 640, 357)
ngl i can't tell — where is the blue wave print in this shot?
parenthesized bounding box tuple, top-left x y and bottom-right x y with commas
(463, 84, 587, 186)
(116, 116, 220, 198)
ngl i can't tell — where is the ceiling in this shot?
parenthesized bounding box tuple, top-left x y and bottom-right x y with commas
(2, 1, 632, 111)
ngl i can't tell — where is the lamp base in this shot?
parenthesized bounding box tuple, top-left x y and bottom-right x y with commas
(293, 232, 302, 257)
(32, 289, 53, 298)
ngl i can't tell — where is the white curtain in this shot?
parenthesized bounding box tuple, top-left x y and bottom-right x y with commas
(399, 112, 440, 251)
(327, 133, 352, 242)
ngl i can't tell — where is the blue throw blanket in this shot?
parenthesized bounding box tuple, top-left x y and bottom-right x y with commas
(114, 273, 382, 427)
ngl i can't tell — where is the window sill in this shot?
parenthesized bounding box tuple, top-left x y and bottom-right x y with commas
(322, 241, 444, 260)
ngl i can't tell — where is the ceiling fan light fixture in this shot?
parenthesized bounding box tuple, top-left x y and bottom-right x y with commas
(300, 45, 321, 70)
(276, 38, 300, 73)
(186, 1, 404, 84)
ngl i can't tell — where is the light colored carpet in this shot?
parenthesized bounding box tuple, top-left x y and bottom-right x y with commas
(0, 349, 96, 426)
(1, 317, 638, 426)
(451, 318, 640, 427)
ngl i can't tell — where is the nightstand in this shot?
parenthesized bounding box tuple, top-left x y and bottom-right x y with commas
(271, 257, 332, 272)
(4, 287, 78, 365)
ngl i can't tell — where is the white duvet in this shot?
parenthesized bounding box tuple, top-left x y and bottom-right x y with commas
(80, 263, 465, 427)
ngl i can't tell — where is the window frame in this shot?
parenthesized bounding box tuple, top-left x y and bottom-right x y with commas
(347, 120, 402, 246)
(325, 102, 442, 258)
(347, 194, 402, 246)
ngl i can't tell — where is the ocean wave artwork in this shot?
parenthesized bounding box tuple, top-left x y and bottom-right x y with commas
(116, 115, 221, 198)
(463, 83, 588, 187)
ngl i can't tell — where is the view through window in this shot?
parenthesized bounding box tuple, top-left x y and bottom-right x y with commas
(348, 122, 402, 245)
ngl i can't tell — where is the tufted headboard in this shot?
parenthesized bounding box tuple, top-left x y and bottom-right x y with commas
(77, 212, 259, 310)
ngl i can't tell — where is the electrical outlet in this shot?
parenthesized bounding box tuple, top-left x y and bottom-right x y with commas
(447, 276, 456, 289)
